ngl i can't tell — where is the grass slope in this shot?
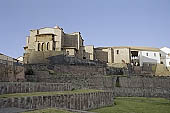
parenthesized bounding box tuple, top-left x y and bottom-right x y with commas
(91, 97, 170, 113)
(22, 108, 75, 113)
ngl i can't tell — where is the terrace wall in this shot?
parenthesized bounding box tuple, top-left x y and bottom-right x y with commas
(113, 87, 170, 98)
(0, 82, 72, 95)
(25, 64, 106, 76)
(118, 76, 170, 88)
(0, 64, 25, 82)
(25, 75, 114, 90)
(0, 91, 114, 110)
(113, 76, 170, 98)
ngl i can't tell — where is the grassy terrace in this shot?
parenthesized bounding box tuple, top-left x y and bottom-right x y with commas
(0, 89, 102, 98)
(90, 97, 170, 113)
(22, 108, 75, 113)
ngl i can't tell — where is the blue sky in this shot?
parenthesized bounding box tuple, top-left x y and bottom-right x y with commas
(0, 0, 170, 58)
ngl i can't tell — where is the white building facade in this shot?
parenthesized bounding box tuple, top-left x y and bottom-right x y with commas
(139, 51, 160, 66)
(160, 47, 170, 67)
(130, 47, 160, 66)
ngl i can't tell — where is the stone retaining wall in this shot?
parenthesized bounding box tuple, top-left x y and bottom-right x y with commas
(0, 64, 25, 82)
(113, 76, 170, 98)
(118, 76, 170, 88)
(25, 75, 114, 90)
(0, 91, 114, 110)
(25, 64, 106, 77)
(25, 75, 170, 92)
(113, 87, 170, 98)
(0, 82, 72, 95)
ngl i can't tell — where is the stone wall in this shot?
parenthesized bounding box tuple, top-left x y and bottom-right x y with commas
(131, 64, 170, 76)
(113, 87, 170, 98)
(0, 82, 72, 95)
(53, 65, 106, 76)
(0, 91, 114, 110)
(24, 51, 63, 64)
(118, 76, 170, 88)
(95, 49, 108, 63)
(25, 73, 170, 92)
(0, 63, 25, 82)
(24, 63, 128, 80)
(113, 48, 131, 64)
(113, 76, 170, 98)
(24, 63, 170, 99)
(25, 64, 106, 77)
(25, 74, 114, 90)
(64, 34, 78, 49)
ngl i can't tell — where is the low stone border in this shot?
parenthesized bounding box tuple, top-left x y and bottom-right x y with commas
(24, 107, 97, 113)
(54, 107, 97, 113)
(0, 82, 72, 94)
(0, 91, 114, 111)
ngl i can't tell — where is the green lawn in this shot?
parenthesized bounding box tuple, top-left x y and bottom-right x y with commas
(0, 89, 102, 98)
(22, 108, 75, 113)
(90, 97, 170, 113)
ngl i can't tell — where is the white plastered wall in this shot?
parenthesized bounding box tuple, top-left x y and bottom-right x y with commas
(139, 51, 160, 66)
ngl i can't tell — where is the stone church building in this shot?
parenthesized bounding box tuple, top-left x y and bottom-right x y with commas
(24, 25, 95, 64)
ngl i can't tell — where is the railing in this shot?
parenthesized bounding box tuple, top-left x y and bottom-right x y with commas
(131, 56, 139, 60)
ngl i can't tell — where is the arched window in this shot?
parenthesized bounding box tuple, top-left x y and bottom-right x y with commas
(47, 42, 50, 50)
(116, 50, 119, 54)
(38, 43, 41, 51)
(42, 43, 44, 51)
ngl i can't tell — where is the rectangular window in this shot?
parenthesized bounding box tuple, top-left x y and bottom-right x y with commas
(67, 51, 69, 56)
(154, 53, 156, 57)
(117, 50, 119, 54)
(37, 30, 39, 34)
(169, 62, 170, 65)
(146, 53, 148, 56)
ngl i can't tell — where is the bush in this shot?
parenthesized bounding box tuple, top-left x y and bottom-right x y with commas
(25, 69, 34, 75)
